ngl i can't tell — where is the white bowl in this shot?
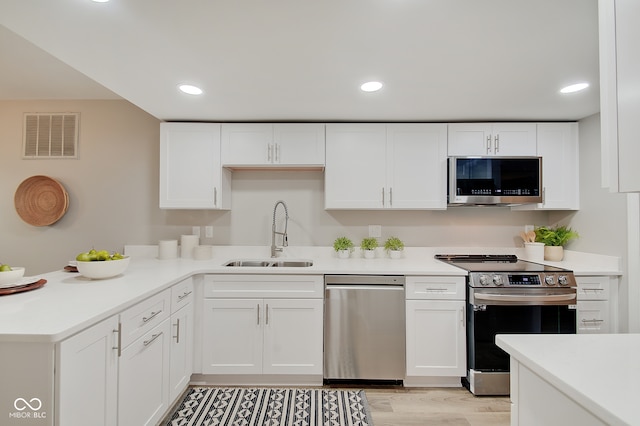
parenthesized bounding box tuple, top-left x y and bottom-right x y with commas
(0, 267, 26, 285)
(76, 257, 130, 279)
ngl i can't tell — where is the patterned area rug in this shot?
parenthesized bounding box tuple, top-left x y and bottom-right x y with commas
(164, 387, 373, 426)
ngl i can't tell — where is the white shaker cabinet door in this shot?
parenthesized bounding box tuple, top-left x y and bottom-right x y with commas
(325, 124, 387, 209)
(118, 318, 171, 426)
(169, 301, 194, 402)
(159, 122, 231, 209)
(273, 124, 325, 166)
(201, 298, 263, 374)
(406, 300, 466, 377)
(57, 315, 119, 426)
(262, 298, 323, 375)
(387, 124, 447, 209)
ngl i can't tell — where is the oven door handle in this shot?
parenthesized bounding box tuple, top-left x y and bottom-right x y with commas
(473, 293, 576, 303)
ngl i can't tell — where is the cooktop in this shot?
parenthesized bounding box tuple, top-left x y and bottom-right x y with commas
(434, 254, 572, 273)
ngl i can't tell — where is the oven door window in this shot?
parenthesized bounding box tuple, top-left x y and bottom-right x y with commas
(469, 305, 576, 371)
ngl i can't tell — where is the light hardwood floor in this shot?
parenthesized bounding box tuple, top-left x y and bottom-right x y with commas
(363, 387, 510, 426)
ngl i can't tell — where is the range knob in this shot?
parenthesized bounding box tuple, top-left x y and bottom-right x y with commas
(558, 275, 569, 286)
(545, 275, 556, 286)
(478, 275, 490, 286)
(492, 275, 504, 286)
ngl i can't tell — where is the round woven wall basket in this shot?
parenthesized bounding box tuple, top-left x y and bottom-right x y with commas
(14, 175, 69, 226)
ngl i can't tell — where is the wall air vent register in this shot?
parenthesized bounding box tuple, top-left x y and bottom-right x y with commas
(23, 113, 79, 159)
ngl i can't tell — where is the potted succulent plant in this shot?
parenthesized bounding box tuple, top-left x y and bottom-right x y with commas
(384, 236, 405, 259)
(534, 225, 579, 261)
(360, 237, 378, 259)
(333, 236, 354, 259)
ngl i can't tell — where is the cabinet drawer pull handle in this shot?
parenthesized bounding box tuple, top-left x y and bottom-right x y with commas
(214, 187, 218, 207)
(268, 144, 273, 162)
(143, 332, 163, 347)
(389, 187, 393, 206)
(142, 310, 162, 323)
(581, 318, 604, 324)
(275, 144, 280, 163)
(381, 187, 385, 206)
(174, 318, 180, 343)
(266, 304, 269, 325)
(486, 135, 492, 154)
(113, 322, 122, 357)
(425, 287, 448, 292)
(494, 134, 499, 153)
(178, 291, 192, 301)
(460, 306, 465, 327)
(257, 304, 260, 325)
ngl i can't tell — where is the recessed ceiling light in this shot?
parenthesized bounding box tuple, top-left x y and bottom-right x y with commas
(360, 81, 383, 92)
(91, 0, 110, 3)
(560, 82, 589, 94)
(178, 84, 203, 95)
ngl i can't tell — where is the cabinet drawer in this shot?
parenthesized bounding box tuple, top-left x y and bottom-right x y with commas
(406, 276, 466, 300)
(120, 289, 171, 348)
(577, 301, 610, 333)
(171, 278, 194, 313)
(576, 276, 610, 301)
(204, 274, 323, 299)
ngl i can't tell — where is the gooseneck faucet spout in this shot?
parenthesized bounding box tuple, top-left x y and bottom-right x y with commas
(271, 200, 289, 257)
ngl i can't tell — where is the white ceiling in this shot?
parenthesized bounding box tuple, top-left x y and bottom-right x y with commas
(0, 0, 600, 122)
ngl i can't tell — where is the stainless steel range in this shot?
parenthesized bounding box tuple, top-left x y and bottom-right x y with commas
(435, 254, 577, 396)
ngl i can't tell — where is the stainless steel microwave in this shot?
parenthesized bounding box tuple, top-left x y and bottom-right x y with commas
(448, 156, 543, 206)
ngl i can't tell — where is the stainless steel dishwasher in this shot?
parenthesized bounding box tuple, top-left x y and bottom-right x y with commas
(324, 275, 405, 383)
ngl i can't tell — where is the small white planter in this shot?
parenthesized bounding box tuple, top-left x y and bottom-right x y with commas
(544, 246, 564, 261)
(363, 249, 375, 259)
(337, 250, 351, 259)
(388, 250, 402, 259)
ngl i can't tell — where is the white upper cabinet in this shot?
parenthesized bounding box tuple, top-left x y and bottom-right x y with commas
(513, 123, 579, 211)
(325, 123, 447, 209)
(221, 123, 325, 168)
(159, 122, 231, 210)
(448, 123, 537, 156)
(599, 0, 640, 192)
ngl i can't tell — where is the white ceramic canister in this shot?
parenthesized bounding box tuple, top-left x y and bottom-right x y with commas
(158, 239, 178, 260)
(193, 245, 213, 260)
(180, 234, 200, 259)
(524, 242, 544, 263)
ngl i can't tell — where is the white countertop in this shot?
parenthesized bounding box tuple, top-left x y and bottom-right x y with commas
(0, 245, 621, 343)
(496, 333, 640, 426)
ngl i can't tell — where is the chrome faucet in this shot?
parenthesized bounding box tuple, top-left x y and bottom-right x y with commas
(271, 200, 289, 257)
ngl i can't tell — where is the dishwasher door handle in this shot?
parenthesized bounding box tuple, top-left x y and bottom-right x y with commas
(326, 285, 404, 291)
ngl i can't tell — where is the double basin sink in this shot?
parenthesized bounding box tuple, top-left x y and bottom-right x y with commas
(224, 259, 313, 268)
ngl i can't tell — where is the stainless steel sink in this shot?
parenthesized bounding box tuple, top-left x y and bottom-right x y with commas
(223, 259, 313, 267)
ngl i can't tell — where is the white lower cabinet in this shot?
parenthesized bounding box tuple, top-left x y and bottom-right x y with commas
(405, 276, 466, 386)
(55, 280, 193, 426)
(576, 276, 615, 334)
(118, 318, 171, 426)
(169, 301, 194, 401)
(57, 315, 119, 426)
(201, 274, 324, 380)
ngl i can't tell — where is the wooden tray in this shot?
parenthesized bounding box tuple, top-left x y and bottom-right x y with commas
(0, 279, 47, 296)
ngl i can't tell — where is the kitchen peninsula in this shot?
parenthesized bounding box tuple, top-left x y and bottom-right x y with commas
(496, 333, 639, 425)
(0, 246, 621, 426)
